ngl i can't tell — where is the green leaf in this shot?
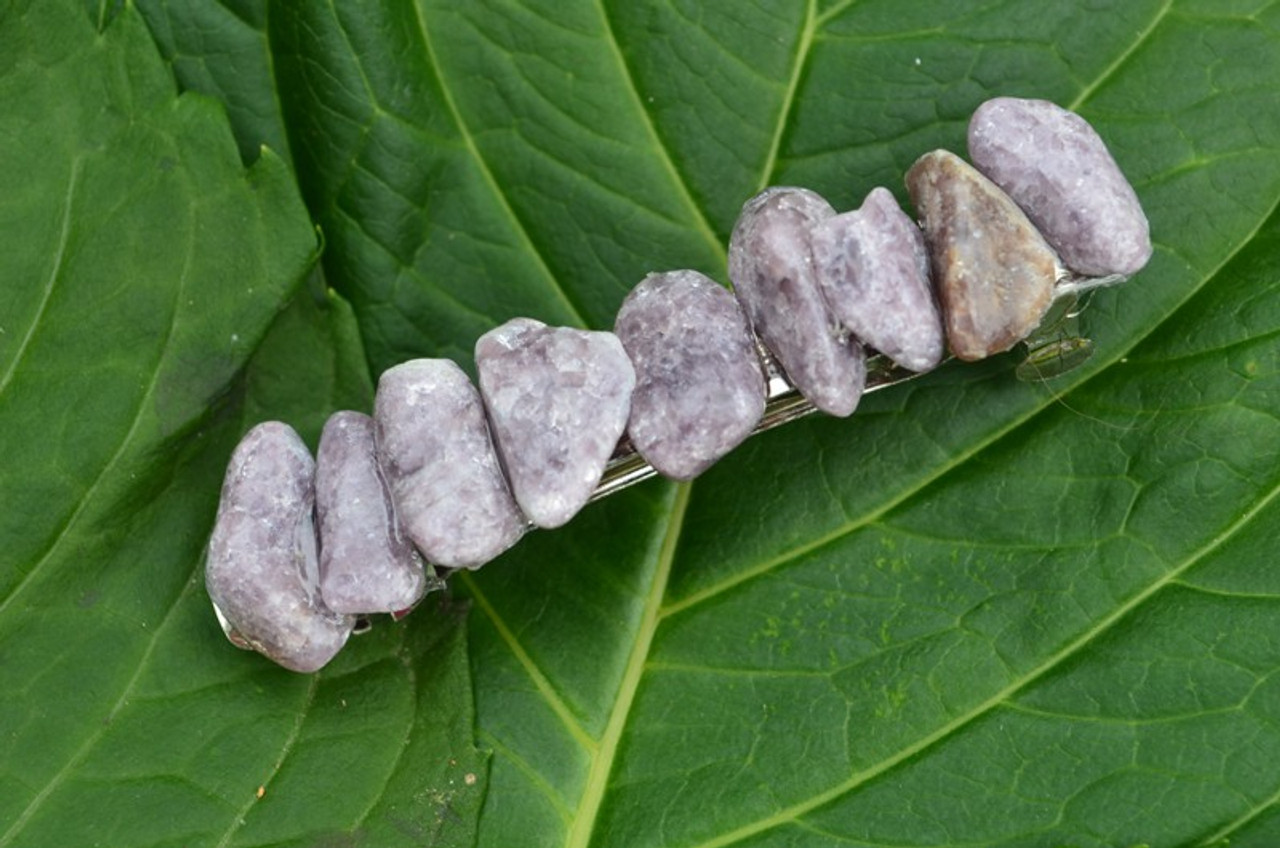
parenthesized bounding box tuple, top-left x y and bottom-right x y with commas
(270, 2, 1280, 847)
(7, 1, 1280, 848)
(134, 0, 290, 166)
(0, 3, 484, 847)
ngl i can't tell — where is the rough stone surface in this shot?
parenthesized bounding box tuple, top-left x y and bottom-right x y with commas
(476, 318, 635, 528)
(812, 187, 943, 372)
(374, 359, 525, 568)
(968, 96, 1152, 277)
(206, 421, 353, 673)
(906, 150, 1058, 361)
(615, 270, 766, 481)
(728, 186, 866, 417)
(315, 411, 428, 614)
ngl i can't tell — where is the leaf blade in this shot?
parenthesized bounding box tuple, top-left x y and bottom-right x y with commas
(8, 1, 1280, 847)
(0, 4, 485, 846)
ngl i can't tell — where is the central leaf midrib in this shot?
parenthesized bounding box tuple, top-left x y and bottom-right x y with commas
(564, 482, 691, 848)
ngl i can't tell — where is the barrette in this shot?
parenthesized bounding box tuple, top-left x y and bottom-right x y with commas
(206, 96, 1152, 672)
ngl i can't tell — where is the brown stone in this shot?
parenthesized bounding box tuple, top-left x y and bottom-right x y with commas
(906, 150, 1058, 361)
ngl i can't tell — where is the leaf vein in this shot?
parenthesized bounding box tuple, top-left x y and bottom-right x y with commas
(348, 643, 419, 834)
(0, 156, 81, 398)
(593, 0, 725, 260)
(1069, 0, 1174, 112)
(327, 201, 497, 329)
(1170, 579, 1280, 602)
(462, 572, 599, 755)
(404, 2, 590, 329)
(212, 674, 320, 848)
(0, 179, 195, 619)
(0, 573, 196, 846)
(1199, 761, 1280, 845)
(690, 467, 1280, 848)
(1003, 697, 1256, 725)
(756, 0, 816, 192)
(564, 482, 690, 848)
(212, 0, 260, 33)
(477, 728, 576, 827)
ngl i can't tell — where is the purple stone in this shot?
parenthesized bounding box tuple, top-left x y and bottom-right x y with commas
(476, 319, 635, 529)
(968, 97, 1152, 277)
(728, 187, 866, 417)
(374, 359, 525, 569)
(315, 411, 429, 614)
(615, 270, 765, 481)
(811, 187, 943, 372)
(906, 150, 1058, 361)
(206, 422, 353, 673)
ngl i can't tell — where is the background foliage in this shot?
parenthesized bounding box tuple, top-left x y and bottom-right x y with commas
(2, 1, 1279, 846)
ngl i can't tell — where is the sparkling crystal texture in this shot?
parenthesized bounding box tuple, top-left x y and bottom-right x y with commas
(728, 187, 866, 417)
(906, 150, 1058, 361)
(812, 187, 943, 372)
(615, 270, 766, 480)
(968, 97, 1152, 277)
(315, 411, 427, 614)
(374, 359, 525, 568)
(206, 422, 353, 673)
(476, 318, 635, 529)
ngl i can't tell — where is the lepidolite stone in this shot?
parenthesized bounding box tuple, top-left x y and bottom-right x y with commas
(906, 150, 1058, 361)
(374, 359, 525, 568)
(968, 97, 1152, 277)
(728, 187, 866, 417)
(206, 422, 354, 673)
(615, 270, 765, 481)
(315, 411, 427, 614)
(476, 318, 635, 529)
(812, 187, 943, 372)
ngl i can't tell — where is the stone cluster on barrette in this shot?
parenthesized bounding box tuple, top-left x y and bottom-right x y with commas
(206, 97, 1152, 672)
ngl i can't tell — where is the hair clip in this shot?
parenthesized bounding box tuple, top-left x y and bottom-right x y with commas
(206, 96, 1152, 673)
